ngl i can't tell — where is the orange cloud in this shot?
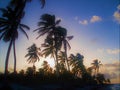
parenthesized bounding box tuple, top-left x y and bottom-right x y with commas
(90, 15, 102, 23)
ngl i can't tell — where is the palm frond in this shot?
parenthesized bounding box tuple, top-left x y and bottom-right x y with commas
(0, 18, 7, 22)
(19, 26, 29, 39)
(66, 40, 71, 50)
(20, 24, 30, 30)
(55, 19, 61, 25)
(0, 26, 9, 33)
(36, 30, 49, 39)
(0, 8, 7, 14)
(0, 31, 7, 40)
(33, 27, 41, 32)
(67, 36, 73, 41)
(40, 0, 45, 8)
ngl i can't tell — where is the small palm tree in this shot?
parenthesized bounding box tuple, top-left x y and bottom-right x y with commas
(91, 59, 102, 76)
(69, 53, 86, 78)
(0, 6, 30, 74)
(42, 60, 53, 76)
(25, 44, 41, 75)
(58, 51, 67, 73)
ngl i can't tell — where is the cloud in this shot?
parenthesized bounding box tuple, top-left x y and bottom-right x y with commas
(90, 15, 102, 23)
(113, 5, 120, 24)
(106, 49, 120, 54)
(97, 48, 120, 55)
(74, 15, 102, 25)
(79, 20, 88, 25)
(104, 61, 120, 73)
(104, 62, 119, 68)
(102, 61, 120, 82)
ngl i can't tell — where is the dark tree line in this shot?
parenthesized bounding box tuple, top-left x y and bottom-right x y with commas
(0, 0, 110, 85)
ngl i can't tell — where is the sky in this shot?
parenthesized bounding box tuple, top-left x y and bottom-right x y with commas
(0, 0, 120, 83)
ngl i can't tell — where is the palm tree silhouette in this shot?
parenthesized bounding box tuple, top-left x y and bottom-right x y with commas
(0, 6, 30, 75)
(91, 59, 102, 76)
(42, 60, 53, 76)
(41, 38, 56, 69)
(25, 44, 41, 69)
(10, 0, 45, 13)
(69, 53, 86, 78)
(58, 51, 67, 73)
(34, 14, 63, 76)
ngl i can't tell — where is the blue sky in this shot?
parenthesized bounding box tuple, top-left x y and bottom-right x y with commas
(0, 0, 120, 83)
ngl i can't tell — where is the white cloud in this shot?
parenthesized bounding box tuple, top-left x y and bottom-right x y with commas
(79, 20, 88, 25)
(106, 49, 120, 54)
(113, 5, 120, 24)
(74, 15, 102, 25)
(90, 15, 102, 23)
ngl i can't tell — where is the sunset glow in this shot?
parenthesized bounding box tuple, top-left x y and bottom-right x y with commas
(0, 0, 119, 84)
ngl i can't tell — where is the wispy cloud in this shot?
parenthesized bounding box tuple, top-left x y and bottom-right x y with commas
(90, 15, 102, 23)
(79, 20, 88, 25)
(105, 62, 120, 68)
(113, 5, 120, 24)
(97, 48, 120, 55)
(103, 61, 120, 80)
(106, 49, 120, 54)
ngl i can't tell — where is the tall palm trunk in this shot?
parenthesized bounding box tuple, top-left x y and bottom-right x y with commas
(53, 54, 57, 73)
(55, 49, 59, 77)
(5, 39, 13, 75)
(13, 40, 17, 74)
(64, 40, 70, 71)
(33, 63, 36, 76)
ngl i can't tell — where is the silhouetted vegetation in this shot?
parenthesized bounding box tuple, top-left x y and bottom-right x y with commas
(0, 0, 112, 89)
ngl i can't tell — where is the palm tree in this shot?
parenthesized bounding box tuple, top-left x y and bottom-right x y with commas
(91, 59, 102, 76)
(42, 60, 53, 76)
(25, 44, 41, 68)
(41, 38, 57, 70)
(58, 51, 67, 73)
(69, 53, 86, 78)
(34, 14, 62, 76)
(0, 6, 30, 75)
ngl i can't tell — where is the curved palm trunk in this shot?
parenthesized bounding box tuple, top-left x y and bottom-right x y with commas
(55, 49, 59, 77)
(13, 40, 17, 74)
(64, 40, 70, 71)
(5, 39, 13, 75)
